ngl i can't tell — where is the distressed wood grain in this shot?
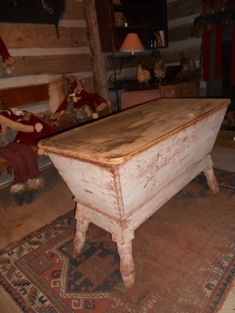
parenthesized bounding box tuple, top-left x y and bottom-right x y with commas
(0, 84, 49, 109)
(0, 54, 92, 78)
(38, 98, 230, 288)
(0, 24, 88, 48)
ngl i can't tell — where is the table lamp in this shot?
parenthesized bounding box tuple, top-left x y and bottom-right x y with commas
(120, 33, 144, 56)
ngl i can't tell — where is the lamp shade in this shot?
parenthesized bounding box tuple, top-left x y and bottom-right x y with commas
(120, 33, 144, 55)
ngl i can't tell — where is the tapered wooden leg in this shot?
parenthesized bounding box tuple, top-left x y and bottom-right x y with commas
(117, 241, 135, 288)
(73, 215, 89, 254)
(203, 155, 219, 193)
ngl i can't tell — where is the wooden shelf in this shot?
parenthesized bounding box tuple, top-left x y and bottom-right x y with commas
(95, 0, 168, 52)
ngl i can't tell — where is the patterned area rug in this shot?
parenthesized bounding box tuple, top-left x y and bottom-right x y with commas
(0, 169, 235, 313)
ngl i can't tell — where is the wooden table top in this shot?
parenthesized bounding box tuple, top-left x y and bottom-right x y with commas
(38, 98, 230, 164)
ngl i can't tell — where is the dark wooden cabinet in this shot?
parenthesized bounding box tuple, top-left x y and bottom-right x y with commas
(95, 0, 168, 52)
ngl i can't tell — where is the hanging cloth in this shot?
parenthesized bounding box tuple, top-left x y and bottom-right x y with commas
(0, 36, 10, 61)
(0, 36, 15, 73)
(202, 29, 210, 81)
(215, 22, 223, 79)
(231, 24, 235, 85)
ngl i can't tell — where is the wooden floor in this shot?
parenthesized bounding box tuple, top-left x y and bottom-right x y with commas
(210, 146, 235, 313)
(0, 144, 235, 312)
(0, 165, 75, 249)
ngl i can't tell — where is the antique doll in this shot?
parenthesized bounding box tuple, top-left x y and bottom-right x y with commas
(0, 108, 54, 205)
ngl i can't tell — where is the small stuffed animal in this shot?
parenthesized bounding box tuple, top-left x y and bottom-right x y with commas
(176, 54, 197, 79)
(137, 64, 151, 85)
(154, 58, 166, 85)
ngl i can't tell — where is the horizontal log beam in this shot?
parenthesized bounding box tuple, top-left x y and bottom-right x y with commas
(0, 84, 49, 109)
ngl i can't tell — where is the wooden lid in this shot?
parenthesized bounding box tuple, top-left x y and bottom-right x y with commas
(38, 98, 230, 164)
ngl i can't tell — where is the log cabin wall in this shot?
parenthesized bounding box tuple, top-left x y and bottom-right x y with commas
(0, 0, 96, 113)
(104, 0, 204, 108)
(0, 0, 204, 114)
(165, 0, 202, 72)
(166, 0, 205, 95)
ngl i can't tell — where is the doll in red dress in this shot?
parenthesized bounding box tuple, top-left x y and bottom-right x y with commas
(0, 108, 54, 205)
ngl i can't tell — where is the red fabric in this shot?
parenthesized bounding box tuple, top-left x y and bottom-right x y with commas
(15, 112, 55, 146)
(215, 22, 223, 78)
(202, 23, 223, 81)
(73, 90, 106, 112)
(55, 97, 68, 113)
(0, 109, 54, 146)
(0, 143, 39, 184)
(54, 89, 108, 114)
(231, 24, 235, 85)
(0, 109, 21, 123)
(0, 109, 26, 133)
(202, 29, 210, 81)
(0, 36, 10, 61)
(54, 79, 80, 113)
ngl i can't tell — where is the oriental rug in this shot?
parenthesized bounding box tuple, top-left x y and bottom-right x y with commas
(0, 169, 235, 313)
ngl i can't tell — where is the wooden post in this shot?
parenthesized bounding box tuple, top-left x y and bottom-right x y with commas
(83, 0, 110, 100)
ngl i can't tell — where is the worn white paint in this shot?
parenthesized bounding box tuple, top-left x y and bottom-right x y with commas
(39, 98, 230, 288)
